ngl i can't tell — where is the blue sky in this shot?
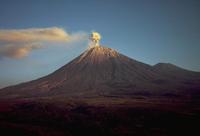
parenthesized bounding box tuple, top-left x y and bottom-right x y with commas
(0, 0, 200, 88)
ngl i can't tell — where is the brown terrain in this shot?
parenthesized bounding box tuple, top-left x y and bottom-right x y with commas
(0, 46, 200, 136)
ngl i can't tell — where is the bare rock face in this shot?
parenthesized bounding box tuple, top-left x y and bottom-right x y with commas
(0, 46, 200, 99)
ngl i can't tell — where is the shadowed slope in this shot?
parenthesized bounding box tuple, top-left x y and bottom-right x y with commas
(0, 46, 200, 99)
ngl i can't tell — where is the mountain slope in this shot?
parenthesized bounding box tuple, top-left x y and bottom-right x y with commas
(153, 63, 200, 80)
(0, 46, 200, 99)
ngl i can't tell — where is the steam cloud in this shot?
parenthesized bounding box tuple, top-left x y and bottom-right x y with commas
(0, 27, 87, 59)
(0, 44, 42, 59)
(89, 32, 101, 47)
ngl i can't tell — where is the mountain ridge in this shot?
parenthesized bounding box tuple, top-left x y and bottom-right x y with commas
(0, 46, 200, 99)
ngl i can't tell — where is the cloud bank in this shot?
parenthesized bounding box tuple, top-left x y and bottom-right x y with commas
(0, 27, 87, 59)
(0, 43, 42, 59)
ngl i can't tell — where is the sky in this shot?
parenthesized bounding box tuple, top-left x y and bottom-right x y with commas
(0, 0, 200, 88)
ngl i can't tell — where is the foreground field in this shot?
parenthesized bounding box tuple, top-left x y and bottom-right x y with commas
(0, 97, 200, 136)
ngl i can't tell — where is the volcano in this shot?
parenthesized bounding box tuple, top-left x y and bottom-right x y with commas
(1, 46, 200, 136)
(0, 46, 200, 99)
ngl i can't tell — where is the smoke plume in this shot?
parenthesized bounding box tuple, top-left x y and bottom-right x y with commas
(0, 27, 88, 59)
(89, 32, 101, 48)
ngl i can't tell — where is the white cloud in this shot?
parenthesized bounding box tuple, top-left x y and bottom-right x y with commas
(0, 27, 87, 42)
(0, 27, 88, 59)
(0, 43, 42, 59)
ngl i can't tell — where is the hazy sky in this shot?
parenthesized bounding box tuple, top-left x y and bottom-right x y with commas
(0, 0, 200, 88)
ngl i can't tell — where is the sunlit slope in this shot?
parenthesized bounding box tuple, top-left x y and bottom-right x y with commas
(0, 46, 200, 99)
